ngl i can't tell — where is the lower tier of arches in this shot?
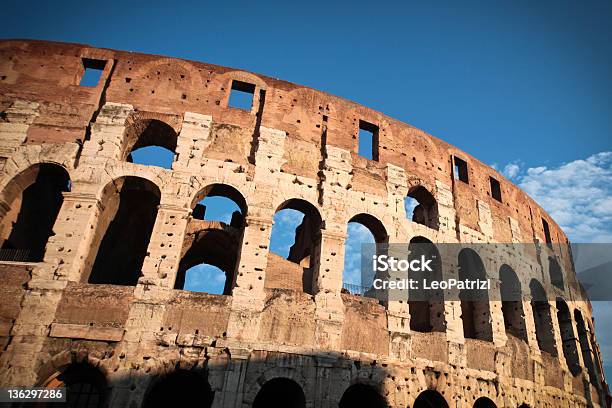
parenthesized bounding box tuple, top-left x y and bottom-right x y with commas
(11, 339, 608, 408)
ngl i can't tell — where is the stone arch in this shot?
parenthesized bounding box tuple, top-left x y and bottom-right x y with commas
(408, 236, 445, 333)
(243, 368, 309, 406)
(0, 162, 70, 262)
(252, 377, 305, 408)
(265, 198, 323, 293)
(339, 383, 387, 408)
(458, 248, 492, 341)
(413, 389, 449, 408)
(87, 176, 161, 285)
(348, 213, 388, 244)
(405, 184, 439, 230)
(190, 183, 248, 216)
(499, 264, 527, 341)
(38, 360, 108, 407)
(134, 58, 205, 84)
(556, 298, 581, 375)
(529, 279, 557, 355)
(473, 397, 497, 408)
(177, 183, 248, 294)
(122, 117, 178, 168)
(548, 256, 564, 290)
(142, 368, 214, 408)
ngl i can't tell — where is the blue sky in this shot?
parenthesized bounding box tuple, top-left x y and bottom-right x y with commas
(3, 0, 612, 382)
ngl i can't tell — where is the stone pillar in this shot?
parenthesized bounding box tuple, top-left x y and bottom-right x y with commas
(173, 112, 213, 171)
(385, 164, 411, 359)
(312, 227, 346, 350)
(0, 100, 39, 156)
(40, 191, 104, 282)
(522, 294, 541, 353)
(81, 102, 133, 161)
(0, 280, 66, 387)
(139, 204, 191, 288)
(224, 125, 286, 341)
(435, 179, 457, 233)
(226, 213, 272, 341)
(441, 256, 466, 365)
(313, 144, 353, 350)
(489, 277, 508, 347)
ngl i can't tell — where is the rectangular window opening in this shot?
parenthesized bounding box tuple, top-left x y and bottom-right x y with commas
(229, 80, 255, 111)
(490, 176, 502, 202)
(453, 156, 469, 183)
(79, 58, 106, 87)
(358, 120, 379, 161)
(542, 218, 552, 246)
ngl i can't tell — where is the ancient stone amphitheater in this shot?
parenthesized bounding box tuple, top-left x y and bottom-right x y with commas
(0, 39, 608, 408)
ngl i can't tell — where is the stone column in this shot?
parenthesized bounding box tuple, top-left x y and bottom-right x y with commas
(40, 191, 104, 282)
(226, 213, 273, 341)
(312, 145, 353, 350)
(138, 204, 191, 289)
(224, 125, 286, 341)
(81, 102, 133, 161)
(385, 164, 411, 359)
(312, 227, 346, 350)
(489, 277, 508, 347)
(522, 294, 542, 353)
(440, 255, 466, 366)
(173, 112, 213, 171)
(0, 280, 66, 386)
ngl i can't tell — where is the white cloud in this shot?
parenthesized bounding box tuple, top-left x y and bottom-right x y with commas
(502, 162, 521, 179)
(514, 152, 612, 243)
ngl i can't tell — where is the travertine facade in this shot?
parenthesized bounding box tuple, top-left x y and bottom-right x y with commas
(0, 40, 608, 407)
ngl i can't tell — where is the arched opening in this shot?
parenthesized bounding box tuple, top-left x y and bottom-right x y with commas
(253, 377, 305, 408)
(88, 177, 160, 285)
(556, 298, 581, 375)
(143, 369, 214, 408)
(458, 248, 492, 341)
(124, 119, 178, 169)
(267, 199, 322, 294)
(0, 163, 70, 262)
(404, 186, 439, 230)
(575, 309, 598, 384)
(176, 184, 247, 295)
(339, 383, 386, 408)
(529, 279, 557, 355)
(548, 257, 564, 290)
(41, 362, 107, 407)
(473, 397, 497, 408)
(408, 236, 445, 333)
(499, 264, 527, 341)
(413, 390, 449, 408)
(342, 213, 387, 296)
(518, 405, 531, 408)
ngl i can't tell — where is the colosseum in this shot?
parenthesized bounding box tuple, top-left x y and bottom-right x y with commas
(0, 39, 608, 408)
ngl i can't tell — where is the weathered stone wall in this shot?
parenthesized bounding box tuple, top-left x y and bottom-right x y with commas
(0, 39, 608, 408)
